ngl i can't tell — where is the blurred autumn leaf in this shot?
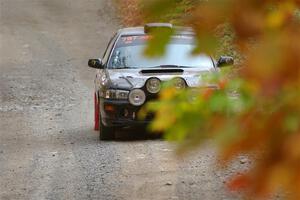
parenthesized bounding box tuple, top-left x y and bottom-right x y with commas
(143, 27, 174, 57)
(118, 0, 300, 199)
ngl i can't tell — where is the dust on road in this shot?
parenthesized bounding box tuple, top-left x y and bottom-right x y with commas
(0, 1, 246, 199)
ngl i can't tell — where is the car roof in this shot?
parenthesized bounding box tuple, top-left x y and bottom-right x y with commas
(117, 25, 195, 36)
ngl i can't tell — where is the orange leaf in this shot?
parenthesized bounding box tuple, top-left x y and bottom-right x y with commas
(227, 174, 251, 192)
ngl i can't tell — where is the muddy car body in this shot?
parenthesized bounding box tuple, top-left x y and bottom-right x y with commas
(88, 23, 233, 140)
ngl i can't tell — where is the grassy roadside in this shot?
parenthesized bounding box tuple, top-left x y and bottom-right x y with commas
(115, 0, 143, 26)
(115, 0, 194, 26)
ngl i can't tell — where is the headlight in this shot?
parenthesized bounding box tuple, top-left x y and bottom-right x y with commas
(128, 89, 146, 106)
(146, 78, 161, 94)
(104, 89, 129, 100)
(173, 77, 186, 89)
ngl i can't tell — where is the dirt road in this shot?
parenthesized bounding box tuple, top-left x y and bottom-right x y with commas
(0, 1, 245, 199)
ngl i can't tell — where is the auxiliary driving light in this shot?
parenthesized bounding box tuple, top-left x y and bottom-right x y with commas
(128, 89, 146, 106)
(173, 77, 186, 89)
(146, 78, 161, 94)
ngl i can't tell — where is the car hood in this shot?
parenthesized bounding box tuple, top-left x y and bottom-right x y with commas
(107, 68, 216, 90)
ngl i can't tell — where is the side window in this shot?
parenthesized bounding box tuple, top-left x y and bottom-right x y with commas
(102, 33, 118, 65)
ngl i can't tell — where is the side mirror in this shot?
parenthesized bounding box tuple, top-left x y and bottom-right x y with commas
(88, 59, 103, 69)
(217, 56, 234, 68)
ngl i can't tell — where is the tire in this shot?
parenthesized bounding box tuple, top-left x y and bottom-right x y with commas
(94, 93, 100, 131)
(99, 102, 115, 141)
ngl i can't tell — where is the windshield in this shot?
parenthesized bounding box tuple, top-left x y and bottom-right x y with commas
(107, 35, 214, 70)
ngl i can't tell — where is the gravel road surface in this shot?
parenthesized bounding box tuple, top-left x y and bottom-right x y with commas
(0, 1, 247, 199)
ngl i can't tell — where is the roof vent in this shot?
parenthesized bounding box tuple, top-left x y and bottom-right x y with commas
(144, 23, 173, 33)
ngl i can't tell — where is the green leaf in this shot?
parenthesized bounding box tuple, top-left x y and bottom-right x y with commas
(144, 27, 173, 57)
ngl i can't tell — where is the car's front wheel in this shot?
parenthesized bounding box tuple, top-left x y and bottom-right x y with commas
(94, 93, 100, 131)
(99, 104, 115, 141)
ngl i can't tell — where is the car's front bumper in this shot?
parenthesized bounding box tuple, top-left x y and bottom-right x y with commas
(99, 99, 153, 128)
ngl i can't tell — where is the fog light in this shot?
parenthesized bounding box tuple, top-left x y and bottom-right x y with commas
(173, 77, 186, 89)
(146, 78, 161, 94)
(129, 89, 146, 106)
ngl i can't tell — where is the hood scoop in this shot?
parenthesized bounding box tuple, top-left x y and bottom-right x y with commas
(140, 69, 184, 74)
